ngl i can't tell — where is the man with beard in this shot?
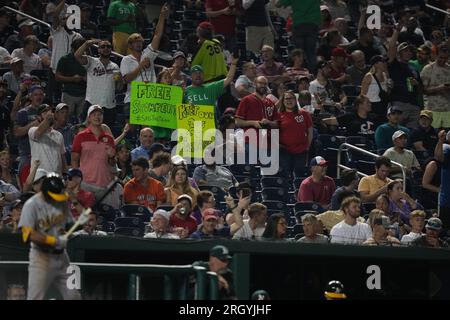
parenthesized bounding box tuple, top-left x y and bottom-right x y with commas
(330, 196, 372, 245)
(74, 39, 122, 128)
(120, 4, 169, 118)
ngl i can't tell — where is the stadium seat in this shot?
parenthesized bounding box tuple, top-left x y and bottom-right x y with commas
(156, 205, 174, 212)
(100, 221, 116, 233)
(261, 176, 289, 189)
(96, 204, 120, 223)
(114, 227, 144, 237)
(294, 202, 325, 213)
(317, 134, 346, 150)
(261, 187, 290, 203)
(341, 85, 361, 96)
(120, 204, 153, 222)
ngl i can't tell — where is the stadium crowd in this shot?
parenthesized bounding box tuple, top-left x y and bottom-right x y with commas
(1, 0, 450, 259)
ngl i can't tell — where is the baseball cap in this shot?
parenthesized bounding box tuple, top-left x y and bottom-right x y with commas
(426, 217, 442, 230)
(392, 130, 407, 141)
(28, 85, 44, 94)
(410, 210, 426, 218)
(55, 103, 69, 112)
(10, 199, 24, 210)
(370, 55, 388, 66)
(198, 21, 214, 30)
(310, 156, 328, 167)
(223, 107, 236, 115)
(18, 19, 35, 28)
(87, 104, 103, 117)
(10, 57, 23, 64)
(251, 290, 271, 300)
(331, 47, 349, 58)
(171, 155, 187, 166)
(397, 42, 412, 53)
(419, 110, 433, 120)
(373, 215, 394, 229)
(153, 209, 171, 221)
(177, 194, 193, 206)
(173, 51, 186, 60)
(202, 208, 220, 221)
(209, 245, 231, 261)
(320, 5, 330, 12)
(387, 105, 402, 115)
(191, 65, 204, 73)
(67, 168, 83, 179)
(37, 104, 52, 115)
(149, 143, 171, 159)
(33, 168, 49, 183)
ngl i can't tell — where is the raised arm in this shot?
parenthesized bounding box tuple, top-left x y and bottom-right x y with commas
(52, 0, 66, 29)
(150, 4, 170, 51)
(74, 39, 99, 66)
(224, 56, 239, 88)
(435, 130, 446, 162)
(387, 22, 402, 63)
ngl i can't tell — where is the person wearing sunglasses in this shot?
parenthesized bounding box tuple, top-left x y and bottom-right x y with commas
(74, 38, 122, 128)
(65, 168, 95, 219)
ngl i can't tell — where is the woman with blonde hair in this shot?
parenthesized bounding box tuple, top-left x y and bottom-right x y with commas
(165, 165, 198, 206)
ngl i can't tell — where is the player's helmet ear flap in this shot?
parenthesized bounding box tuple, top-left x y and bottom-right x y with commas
(41, 173, 68, 202)
(324, 280, 346, 299)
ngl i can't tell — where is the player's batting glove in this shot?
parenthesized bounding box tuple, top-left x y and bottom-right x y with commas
(55, 235, 68, 250)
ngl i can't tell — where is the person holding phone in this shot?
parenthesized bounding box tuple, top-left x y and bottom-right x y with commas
(28, 104, 66, 175)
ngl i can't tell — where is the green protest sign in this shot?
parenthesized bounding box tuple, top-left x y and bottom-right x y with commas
(129, 82, 183, 129)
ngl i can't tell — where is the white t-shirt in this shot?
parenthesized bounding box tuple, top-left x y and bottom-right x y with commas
(330, 220, 372, 245)
(73, 229, 108, 236)
(144, 232, 180, 239)
(11, 48, 42, 74)
(309, 79, 333, 107)
(232, 220, 265, 240)
(28, 127, 65, 174)
(50, 26, 81, 72)
(84, 56, 120, 109)
(120, 44, 159, 104)
(401, 232, 423, 244)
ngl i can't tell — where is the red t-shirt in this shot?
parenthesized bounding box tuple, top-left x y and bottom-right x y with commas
(169, 213, 198, 235)
(329, 64, 346, 80)
(71, 189, 96, 219)
(205, 0, 240, 35)
(72, 128, 115, 187)
(279, 109, 312, 154)
(298, 176, 336, 208)
(235, 94, 279, 147)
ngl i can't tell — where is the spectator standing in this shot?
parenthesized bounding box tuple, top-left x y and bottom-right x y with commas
(278, 90, 313, 178)
(120, 5, 169, 116)
(55, 38, 87, 120)
(346, 28, 381, 64)
(4, 19, 35, 54)
(243, 0, 276, 54)
(11, 35, 42, 74)
(298, 156, 336, 209)
(256, 45, 290, 84)
(421, 44, 450, 130)
(346, 50, 369, 87)
(191, 21, 227, 83)
(28, 104, 66, 174)
(330, 196, 372, 244)
(205, 0, 241, 51)
(52, 103, 73, 162)
(107, 0, 138, 55)
(435, 130, 450, 229)
(2, 57, 25, 94)
(235, 61, 257, 98)
(74, 39, 122, 128)
(130, 128, 155, 161)
(78, 3, 99, 40)
(409, 44, 430, 74)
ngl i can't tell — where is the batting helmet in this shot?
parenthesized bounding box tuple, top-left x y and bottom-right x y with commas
(324, 280, 346, 300)
(41, 173, 68, 202)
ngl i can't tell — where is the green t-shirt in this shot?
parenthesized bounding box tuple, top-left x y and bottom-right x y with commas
(191, 39, 227, 83)
(107, 0, 137, 34)
(56, 53, 86, 97)
(280, 0, 321, 27)
(409, 60, 425, 73)
(184, 79, 225, 106)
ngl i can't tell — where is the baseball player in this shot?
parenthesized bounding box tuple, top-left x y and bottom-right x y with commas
(18, 173, 81, 300)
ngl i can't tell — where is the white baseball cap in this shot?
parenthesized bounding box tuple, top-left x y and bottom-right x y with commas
(87, 105, 103, 117)
(153, 209, 171, 221)
(171, 155, 187, 165)
(33, 168, 48, 183)
(392, 130, 407, 141)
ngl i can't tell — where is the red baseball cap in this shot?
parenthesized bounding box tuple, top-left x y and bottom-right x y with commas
(331, 47, 349, 58)
(199, 21, 214, 31)
(203, 208, 220, 221)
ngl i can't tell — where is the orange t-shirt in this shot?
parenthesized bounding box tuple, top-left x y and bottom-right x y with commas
(123, 177, 166, 211)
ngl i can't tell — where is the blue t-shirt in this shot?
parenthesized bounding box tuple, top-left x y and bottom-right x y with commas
(440, 144, 450, 207)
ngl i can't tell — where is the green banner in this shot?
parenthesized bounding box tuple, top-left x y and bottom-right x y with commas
(129, 82, 183, 129)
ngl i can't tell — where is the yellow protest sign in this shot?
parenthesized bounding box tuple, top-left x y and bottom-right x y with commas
(175, 104, 216, 158)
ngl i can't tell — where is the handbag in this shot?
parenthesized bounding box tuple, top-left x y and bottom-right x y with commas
(373, 73, 390, 107)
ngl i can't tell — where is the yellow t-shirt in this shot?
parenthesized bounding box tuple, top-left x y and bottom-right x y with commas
(192, 39, 227, 82)
(358, 175, 392, 196)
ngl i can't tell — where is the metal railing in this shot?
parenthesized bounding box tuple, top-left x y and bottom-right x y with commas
(426, 3, 450, 16)
(3, 6, 124, 59)
(337, 143, 406, 191)
(0, 261, 219, 300)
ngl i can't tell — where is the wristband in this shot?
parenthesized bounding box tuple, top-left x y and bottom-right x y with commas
(45, 235, 57, 246)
